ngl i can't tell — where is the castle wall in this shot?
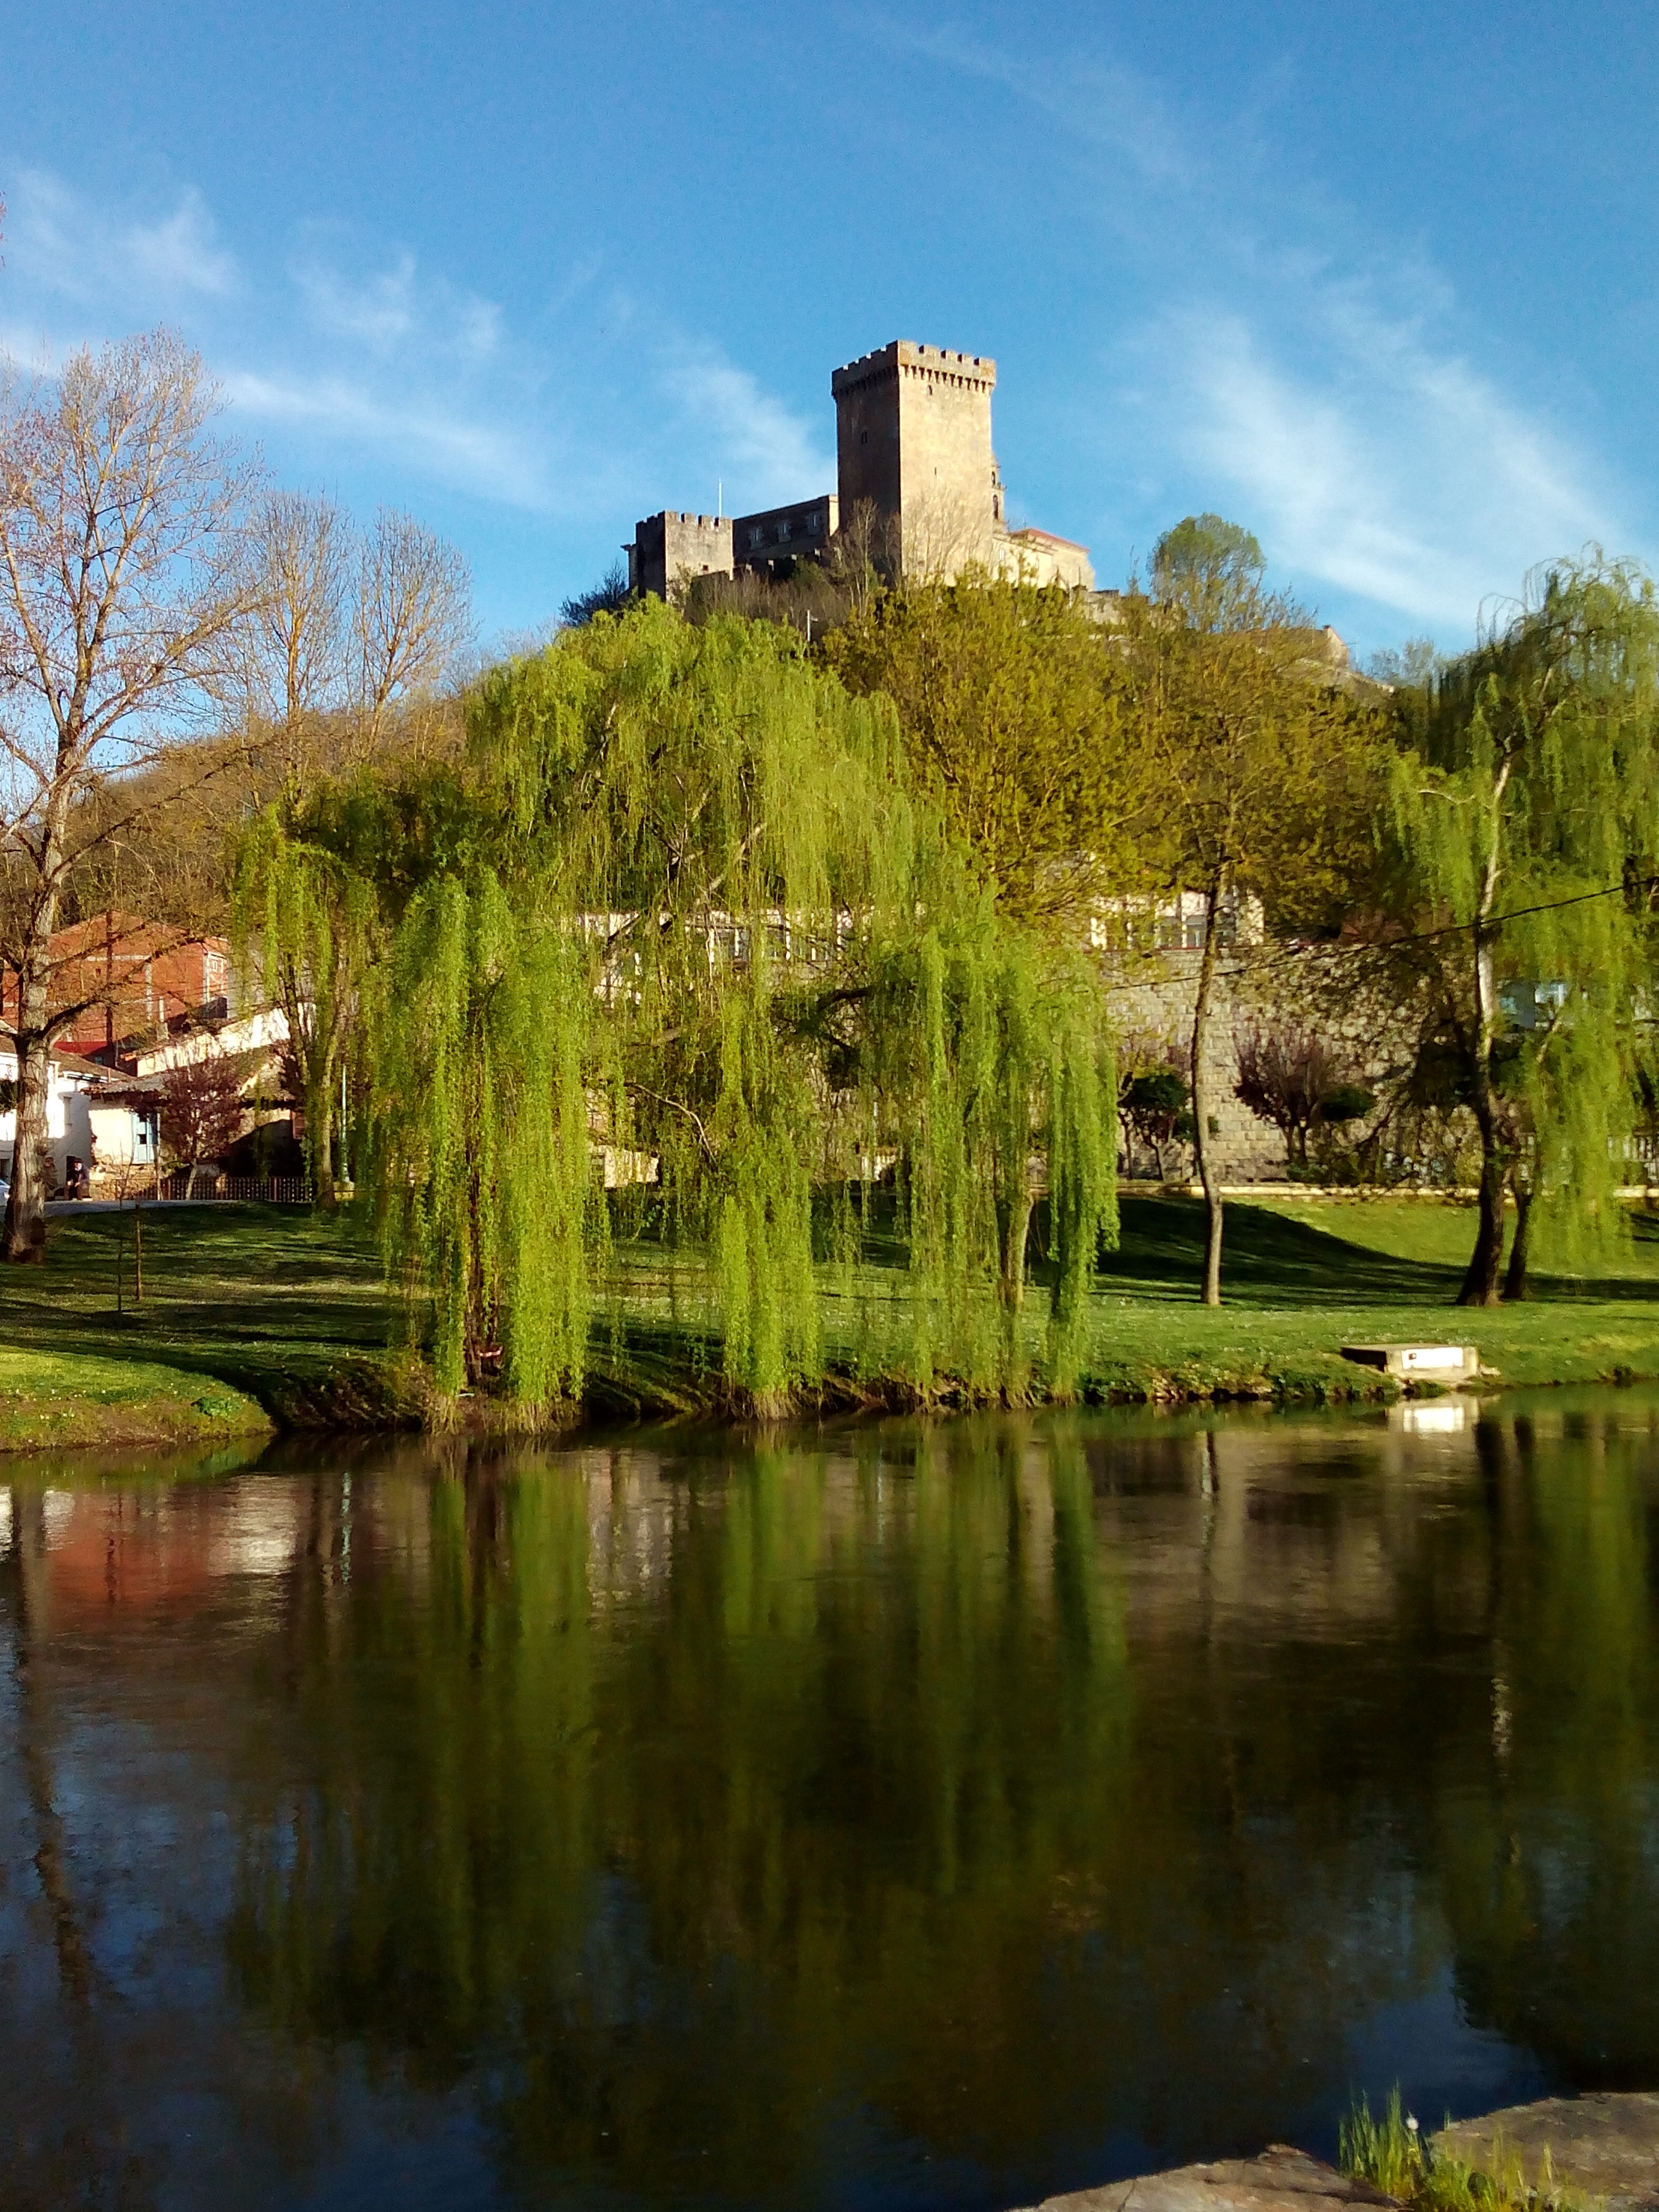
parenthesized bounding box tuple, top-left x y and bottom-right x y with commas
(994, 527, 1096, 591)
(733, 494, 839, 574)
(628, 511, 734, 600)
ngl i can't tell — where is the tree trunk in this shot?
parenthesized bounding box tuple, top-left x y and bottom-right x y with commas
(1457, 936, 1506, 1309)
(996, 1183, 1035, 1369)
(1190, 871, 1226, 1306)
(1458, 1098, 1507, 1308)
(2, 964, 57, 1264)
(1503, 1184, 1533, 1302)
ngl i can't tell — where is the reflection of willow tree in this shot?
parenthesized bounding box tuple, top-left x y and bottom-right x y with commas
(224, 1424, 1509, 2203)
(1434, 1405, 1659, 2077)
(227, 1434, 1141, 2194)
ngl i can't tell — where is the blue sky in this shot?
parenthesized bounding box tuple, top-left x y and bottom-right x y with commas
(3, 0, 1655, 664)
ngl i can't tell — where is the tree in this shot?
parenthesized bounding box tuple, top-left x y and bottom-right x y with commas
(1123, 517, 1384, 1302)
(559, 561, 631, 627)
(1386, 557, 1659, 1304)
(1118, 1063, 1192, 1182)
(1233, 1020, 1373, 1171)
(822, 579, 1155, 926)
(248, 601, 1117, 1417)
(0, 331, 256, 1259)
(158, 1046, 253, 1190)
(224, 494, 472, 789)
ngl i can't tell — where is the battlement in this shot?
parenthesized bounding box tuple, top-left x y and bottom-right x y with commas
(626, 509, 734, 599)
(832, 340, 997, 400)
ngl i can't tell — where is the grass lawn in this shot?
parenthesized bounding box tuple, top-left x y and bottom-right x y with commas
(0, 1203, 410, 1443)
(1079, 1193, 1659, 1399)
(0, 1345, 270, 1454)
(4, 1192, 1658, 1437)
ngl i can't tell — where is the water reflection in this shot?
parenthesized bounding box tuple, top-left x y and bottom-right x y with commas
(2, 1398, 1657, 2210)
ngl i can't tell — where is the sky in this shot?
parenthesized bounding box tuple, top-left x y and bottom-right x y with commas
(3, 0, 1656, 666)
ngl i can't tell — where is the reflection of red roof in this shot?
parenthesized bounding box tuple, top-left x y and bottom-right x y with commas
(1009, 526, 1089, 552)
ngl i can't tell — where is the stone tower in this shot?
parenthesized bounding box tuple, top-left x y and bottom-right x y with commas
(831, 341, 1000, 581)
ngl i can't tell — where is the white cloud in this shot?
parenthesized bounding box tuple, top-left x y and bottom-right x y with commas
(881, 11, 1643, 644)
(1146, 290, 1619, 631)
(125, 189, 238, 297)
(290, 242, 503, 365)
(223, 367, 546, 507)
(661, 344, 834, 511)
(7, 169, 237, 303)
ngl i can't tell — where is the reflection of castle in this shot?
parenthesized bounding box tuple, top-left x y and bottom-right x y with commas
(627, 340, 1095, 600)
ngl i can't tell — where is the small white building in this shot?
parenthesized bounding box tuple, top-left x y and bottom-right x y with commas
(0, 1048, 100, 1187)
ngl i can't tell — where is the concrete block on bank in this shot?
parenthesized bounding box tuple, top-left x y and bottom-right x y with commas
(1340, 1343, 1480, 1382)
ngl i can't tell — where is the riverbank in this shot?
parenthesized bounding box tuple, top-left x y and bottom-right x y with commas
(0, 1346, 270, 1453)
(4, 1194, 1659, 1437)
(1011, 2092, 1659, 2212)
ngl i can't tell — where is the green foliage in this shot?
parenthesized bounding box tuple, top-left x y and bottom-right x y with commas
(1386, 555, 1659, 1299)
(821, 579, 1156, 923)
(240, 600, 1118, 1412)
(1151, 512, 1265, 628)
(1340, 2087, 1424, 2204)
(1340, 2090, 1590, 2212)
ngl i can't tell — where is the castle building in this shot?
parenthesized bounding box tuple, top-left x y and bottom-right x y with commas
(626, 339, 1093, 599)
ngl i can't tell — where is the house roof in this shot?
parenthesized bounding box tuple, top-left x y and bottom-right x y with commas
(1007, 526, 1090, 552)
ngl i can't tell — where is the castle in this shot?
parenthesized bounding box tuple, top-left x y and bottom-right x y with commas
(626, 340, 1095, 600)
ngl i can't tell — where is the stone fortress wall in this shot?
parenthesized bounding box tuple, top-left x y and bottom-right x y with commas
(627, 337, 1094, 598)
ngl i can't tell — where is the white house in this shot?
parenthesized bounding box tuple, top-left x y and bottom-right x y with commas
(0, 1048, 99, 1187)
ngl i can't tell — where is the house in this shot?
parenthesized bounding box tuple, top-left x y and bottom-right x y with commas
(3, 910, 235, 1065)
(0, 1044, 100, 1189)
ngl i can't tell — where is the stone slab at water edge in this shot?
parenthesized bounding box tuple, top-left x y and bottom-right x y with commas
(1434, 2093, 1659, 2210)
(1012, 2148, 1400, 2212)
(1341, 1342, 1482, 1382)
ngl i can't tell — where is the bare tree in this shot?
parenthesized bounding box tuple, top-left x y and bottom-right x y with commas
(224, 494, 471, 787)
(352, 506, 471, 755)
(0, 330, 257, 1258)
(217, 489, 349, 786)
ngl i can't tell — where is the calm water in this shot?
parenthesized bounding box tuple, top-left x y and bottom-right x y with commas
(3, 1394, 1658, 2212)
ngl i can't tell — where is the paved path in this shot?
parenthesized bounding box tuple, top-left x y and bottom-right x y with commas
(1435, 2093, 1659, 2210)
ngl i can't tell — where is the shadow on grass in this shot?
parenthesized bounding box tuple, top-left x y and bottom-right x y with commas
(0, 1205, 403, 1415)
(1102, 1196, 1659, 1308)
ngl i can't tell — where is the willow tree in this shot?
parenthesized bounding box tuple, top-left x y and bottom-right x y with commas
(1387, 556, 1659, 1305)
(249, 600, 1118, 1417)
(1123, 517, 1384, 1304)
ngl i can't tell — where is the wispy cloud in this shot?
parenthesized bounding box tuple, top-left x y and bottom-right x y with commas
(857, 12, 1189, 188)
(660, 344, 834, 510)
(1145, 292, 1619, 631)
(881, 10, 1635, 644)
(291, 238, 503, 363)
(223, 367, 545, 506)
(7, 169, 238, 303)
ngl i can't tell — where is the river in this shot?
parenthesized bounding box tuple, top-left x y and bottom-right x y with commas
(3, 1390, 1657, 2210)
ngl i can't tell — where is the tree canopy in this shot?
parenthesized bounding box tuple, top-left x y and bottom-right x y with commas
(242, 600, 1118, 1414)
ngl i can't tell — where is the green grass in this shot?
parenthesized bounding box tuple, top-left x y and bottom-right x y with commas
(0, 1203, 415, 1436)
(0, 1344, 270, 1453)
(1341, 2088, 1595, 2212)
(4, 1191, 1659, 1439)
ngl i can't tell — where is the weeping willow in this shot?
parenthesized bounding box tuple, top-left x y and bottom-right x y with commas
(240, 600, 1118, 1414)
(1390, 556, 1659, 1304)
